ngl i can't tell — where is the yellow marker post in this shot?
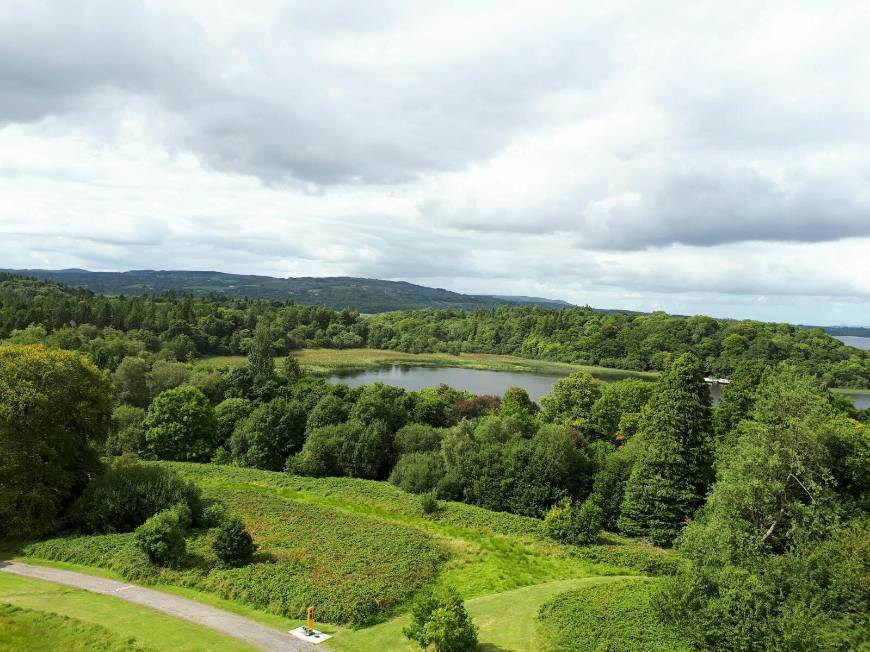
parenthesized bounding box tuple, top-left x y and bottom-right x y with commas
(307, 607, 314, 634)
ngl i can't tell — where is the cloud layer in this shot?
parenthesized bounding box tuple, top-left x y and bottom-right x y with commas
(0, 1, 868, 324)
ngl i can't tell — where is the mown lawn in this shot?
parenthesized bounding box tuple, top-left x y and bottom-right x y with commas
(0, 573, 254, 651)
(331, 575, 636, 652)
(192, 348, 658, 381)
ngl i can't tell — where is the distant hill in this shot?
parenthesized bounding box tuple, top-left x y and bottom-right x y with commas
(816, 325, 870, 338)
(2, 269, 574, 313)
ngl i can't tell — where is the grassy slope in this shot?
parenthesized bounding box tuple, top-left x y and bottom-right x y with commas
(0, 573, 254, 651)
(24, 471, 443, 626)
(194, 348, 658, 381)
(19, 463, 676, 649)
(536, 577, 693, 652)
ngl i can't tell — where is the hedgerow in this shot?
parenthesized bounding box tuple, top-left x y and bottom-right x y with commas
(537, 578, 693, 651)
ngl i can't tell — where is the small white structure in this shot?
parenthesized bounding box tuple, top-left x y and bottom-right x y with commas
(289, 626, 332, 645)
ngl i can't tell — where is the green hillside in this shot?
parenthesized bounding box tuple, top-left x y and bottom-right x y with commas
(1, 269, 570, 312)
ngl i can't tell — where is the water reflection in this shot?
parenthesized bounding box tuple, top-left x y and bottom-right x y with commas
(327, 364, 870, 409)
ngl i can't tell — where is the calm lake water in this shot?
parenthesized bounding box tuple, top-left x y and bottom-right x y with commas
(834, 335, 870, 351)
(327, 364, 870, 409)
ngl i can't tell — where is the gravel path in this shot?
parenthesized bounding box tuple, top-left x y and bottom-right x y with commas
(0, 561, 319, 651)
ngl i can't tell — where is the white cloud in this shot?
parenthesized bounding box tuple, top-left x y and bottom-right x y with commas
(0, 1, 869, 324)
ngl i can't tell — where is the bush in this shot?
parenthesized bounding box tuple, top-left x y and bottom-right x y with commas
(213, 517, 257, 567)
(134, 502, 190, 566)
(544, 498, 603, 545)
(200, 502, 227, 528)
(71, 459, 201, 533)
(404, 586, 478, 652)
(420, 491, 441, 516)
(390, 451, 445, 494)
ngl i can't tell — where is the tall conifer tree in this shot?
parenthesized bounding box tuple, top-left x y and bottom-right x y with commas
(618, 352, 713, 545)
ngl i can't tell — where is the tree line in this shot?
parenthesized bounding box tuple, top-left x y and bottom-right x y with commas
(2, 273, 867, 388)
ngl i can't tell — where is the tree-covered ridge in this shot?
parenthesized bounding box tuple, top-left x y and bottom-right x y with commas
(1, 268, 570, 312)
(367, 307, 870, 388)
(1, 273, 867, 388)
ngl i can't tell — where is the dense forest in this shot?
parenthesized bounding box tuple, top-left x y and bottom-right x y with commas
(2, 268, 570, 311)
(2, 273, 867, 388)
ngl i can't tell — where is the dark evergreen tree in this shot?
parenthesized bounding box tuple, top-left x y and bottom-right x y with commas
(618, 352, 713, 546)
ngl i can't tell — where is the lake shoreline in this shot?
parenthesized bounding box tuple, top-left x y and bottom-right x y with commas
(193, 349, 867, 401)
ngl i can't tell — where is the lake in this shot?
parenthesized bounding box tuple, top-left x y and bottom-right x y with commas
(327, 364, 870, 409)
(834, 335, 870, 351)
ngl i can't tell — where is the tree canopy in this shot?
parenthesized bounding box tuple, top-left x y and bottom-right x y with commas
(0, 344, 111, 536)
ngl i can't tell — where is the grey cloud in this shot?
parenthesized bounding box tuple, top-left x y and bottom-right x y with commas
(576, 169, 870, 250)
(0, 2, 613, 185)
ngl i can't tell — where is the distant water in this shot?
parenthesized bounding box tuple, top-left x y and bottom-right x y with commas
(327, 364, 870, 409)
(834, 335, 870, 351)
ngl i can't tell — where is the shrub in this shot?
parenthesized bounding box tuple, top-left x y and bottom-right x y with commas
(134, 502, 190, 566)
(573, 500, 604, 544)
(544, 498, 603, 545)
(404, 586, 478, 652)
(420, 491, 440, 516)
(200, 502, 227, 528)
(213, 517, 257, 567)
(71, 459, 201, 533)
(390, 451, 445, 494)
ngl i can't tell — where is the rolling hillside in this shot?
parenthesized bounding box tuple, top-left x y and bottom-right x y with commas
(3, 269, 571, 313)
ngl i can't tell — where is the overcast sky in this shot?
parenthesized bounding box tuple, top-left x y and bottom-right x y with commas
(1, 1, 869, 325)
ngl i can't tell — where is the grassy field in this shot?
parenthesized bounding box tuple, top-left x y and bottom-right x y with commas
(536, 577, 693, 651)
(18, 462, 677, 649)
(194, 348, 658, 381)
(330, 575, 634, 652)
(0, 573, 255, 651)
(24, 469, 444, 626)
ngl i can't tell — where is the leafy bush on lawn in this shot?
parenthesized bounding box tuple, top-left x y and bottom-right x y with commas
(213, 517, 257, 567)
(134, 503, 190, 567)
(543, 498, 603, 545)
(404, 586, 478, 652)
(420, 491, 441, 515)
